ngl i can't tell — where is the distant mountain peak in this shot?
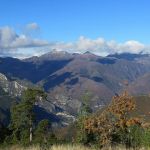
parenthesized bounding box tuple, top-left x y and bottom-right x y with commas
(41, 49, 72, 57)
(84, 51, 94, 55)
(107, 52, 149, 61)
(50, 49, 69, 55)
(36, 49, 74, 61)
(84, 51, 91, 54)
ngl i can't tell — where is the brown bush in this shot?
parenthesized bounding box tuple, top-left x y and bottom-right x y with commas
(84, 91, 143, 147)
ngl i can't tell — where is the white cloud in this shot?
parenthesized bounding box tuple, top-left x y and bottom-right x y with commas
(120, 40, 145, 53)
(25, 23, 39, 31)
(45, 36, 148, 56)
(0, 26, 48, 50)
(0, 25, 149, 58)
(0, 26, 49, 58)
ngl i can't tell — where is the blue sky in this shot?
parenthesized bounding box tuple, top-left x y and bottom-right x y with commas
(0, 0, 150, 58)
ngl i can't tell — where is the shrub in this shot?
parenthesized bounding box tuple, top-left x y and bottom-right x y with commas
(83, 92, 144, 148)
(141, 129, 150, 147)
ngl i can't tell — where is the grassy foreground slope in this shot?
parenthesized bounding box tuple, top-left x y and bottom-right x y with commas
(0, 145, 94, 150)
(1, 145, 150, 150)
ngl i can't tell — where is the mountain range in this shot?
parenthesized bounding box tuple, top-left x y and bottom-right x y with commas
(0, 50, 150, 126)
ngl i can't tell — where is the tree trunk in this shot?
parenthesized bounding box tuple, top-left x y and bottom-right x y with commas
(29, 117, 33, 143)
(30, 126, 33, 143)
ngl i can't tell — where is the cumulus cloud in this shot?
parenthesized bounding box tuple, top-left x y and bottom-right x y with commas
(0, 26, 48, 50)
(0, 25, 49, 58)
(0, 25, 149, 58)
(45, 36, 149, 56)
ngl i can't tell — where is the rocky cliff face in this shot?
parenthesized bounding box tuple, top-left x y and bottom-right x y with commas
(0, 72, 76, 126)
(0, 73, 26, 97)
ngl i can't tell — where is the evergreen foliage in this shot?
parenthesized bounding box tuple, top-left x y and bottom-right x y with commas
(9, 88, 47, 145)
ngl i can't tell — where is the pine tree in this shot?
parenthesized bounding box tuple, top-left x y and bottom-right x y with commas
(9, 88, 47, 144)
(34, 119, 51, 144)
(76, 92, 93, 144)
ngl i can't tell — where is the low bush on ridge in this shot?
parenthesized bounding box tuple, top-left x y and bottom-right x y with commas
(76, 92, 150, 148)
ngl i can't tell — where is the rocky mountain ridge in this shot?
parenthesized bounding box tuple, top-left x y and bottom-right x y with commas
(0, 51, 150, 126)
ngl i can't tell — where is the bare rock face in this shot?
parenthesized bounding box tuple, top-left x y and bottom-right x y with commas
(0, 73, 76, 127)
(0, 73, 26, 97)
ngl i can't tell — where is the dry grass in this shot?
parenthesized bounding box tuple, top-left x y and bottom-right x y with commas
(51, 144, 96, 150)
(0, 145, 94, 150)
(0, 145, 150, 150)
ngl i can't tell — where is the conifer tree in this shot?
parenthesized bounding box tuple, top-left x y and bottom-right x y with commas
(10, 88, 47, 144)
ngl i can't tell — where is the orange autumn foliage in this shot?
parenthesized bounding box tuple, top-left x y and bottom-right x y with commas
(84, 91, 142, 146)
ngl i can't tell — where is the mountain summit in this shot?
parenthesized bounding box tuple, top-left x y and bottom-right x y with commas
(0, 52, 150, 125)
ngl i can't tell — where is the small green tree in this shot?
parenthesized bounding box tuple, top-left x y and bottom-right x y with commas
(76, 92, 93, 144)
(0, 122, 10, 144)
(9, 88, 47, 144)
(141, 129, 150, 148)
(79, 92, 93, 117)
(34, 119, 51, 144)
